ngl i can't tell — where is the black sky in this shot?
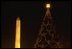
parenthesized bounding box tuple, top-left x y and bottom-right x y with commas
(1, 1, 71, 48)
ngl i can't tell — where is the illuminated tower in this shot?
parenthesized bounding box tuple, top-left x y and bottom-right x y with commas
(34, 3, 63, 48)
(15, 17, 21, 48)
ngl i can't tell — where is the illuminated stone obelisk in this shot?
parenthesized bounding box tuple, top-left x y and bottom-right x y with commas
(15, 17, 21, 48)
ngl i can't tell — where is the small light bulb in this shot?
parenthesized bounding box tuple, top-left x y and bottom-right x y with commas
(46, 4, 50, 8)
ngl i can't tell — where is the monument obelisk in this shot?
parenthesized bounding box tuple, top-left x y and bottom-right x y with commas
(15, 17, 21, 48)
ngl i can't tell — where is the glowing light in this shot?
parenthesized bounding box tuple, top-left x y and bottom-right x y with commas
(46, 4, 50, 8)
(15, 17, 21, 48)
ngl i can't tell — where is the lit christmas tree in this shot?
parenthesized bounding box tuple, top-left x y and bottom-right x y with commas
(34, 3, 64, 48)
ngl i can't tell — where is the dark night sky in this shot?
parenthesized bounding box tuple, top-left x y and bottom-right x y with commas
(1, 1, 71, 48)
